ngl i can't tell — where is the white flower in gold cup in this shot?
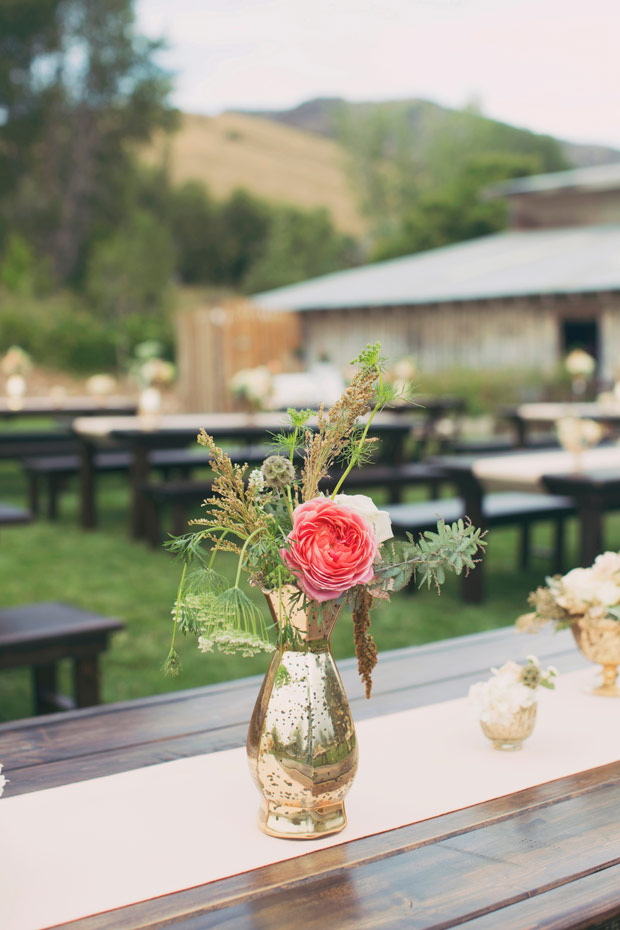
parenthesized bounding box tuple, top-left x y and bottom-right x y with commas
(517, 551, 620, 696)
(556, 416, 603, 471)
(469, 657, 557, 751)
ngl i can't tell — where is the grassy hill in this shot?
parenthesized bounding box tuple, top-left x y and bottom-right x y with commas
(143, 100, 620, 246)
(242, 97, 620, 169)
(144, 111, 367, 236)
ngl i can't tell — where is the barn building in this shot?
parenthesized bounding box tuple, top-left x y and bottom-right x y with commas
(253, 163, 620, 380)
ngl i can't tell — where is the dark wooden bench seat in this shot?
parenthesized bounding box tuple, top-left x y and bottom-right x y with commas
(0, 502, 32, 527)
(0, 602, 125, 715)
(143, 462, 450, 546)
(387, 491, 577, 576)
(22, 445, 275, 520)
(0, 429, 78, 460)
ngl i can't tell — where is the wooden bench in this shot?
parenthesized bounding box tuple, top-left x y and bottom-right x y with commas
(22, 446, 267, 520)
(0, 602, 125, 715)
(143, 462, 450, 546)
(0, 502, 32, 527)
(0, 429, 78, 460)
(387, 491, 577, 577)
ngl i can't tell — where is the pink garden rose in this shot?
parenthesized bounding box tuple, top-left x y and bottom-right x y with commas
(280, 497, 379, 602)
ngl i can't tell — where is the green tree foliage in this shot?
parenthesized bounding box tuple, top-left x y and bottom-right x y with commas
(373, 152, 543, 261)
(244, 205, 359, 293)
(85, 209, 175, 366)
(167, 182, 357, 293)
(338, 101, 570, 259)
(0, 0, 174, 283)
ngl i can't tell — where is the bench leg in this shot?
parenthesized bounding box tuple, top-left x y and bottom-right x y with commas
(552, 517, 565, 574)
(47, 475, 61, 520)
(28, 474, 40, 517)
(33, 664, 58, 714)
(519, 523, 532, 571)
(75, 656, 100, 707)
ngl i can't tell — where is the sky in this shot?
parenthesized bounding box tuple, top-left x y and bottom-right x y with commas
(136, 0, 620, 149)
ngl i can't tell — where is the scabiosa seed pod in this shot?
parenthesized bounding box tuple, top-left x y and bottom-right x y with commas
(521, 664, 542, 689)
(261, 455, 295, 489)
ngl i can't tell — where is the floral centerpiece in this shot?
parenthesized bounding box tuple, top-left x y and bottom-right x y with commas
(517, 552, 620, 697)
(131, 341, 175, 415)
(164, 343, 485, 838)
(2, 345, 32, 406)
(556, 416, 603, 470)
(229, 365, 273, 412)
(469, 657, 556, 751)
(564, 348, 595, 397)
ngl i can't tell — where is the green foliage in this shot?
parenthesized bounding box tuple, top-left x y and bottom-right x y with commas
(373, 152, 543, 261)
(85, 208, 175, 365)
(337, 100, 570, 259)
(0, 0, 175, 283)
(375, 519, 486, 593)
(243, 204, 359, 293)
(0, 234, 51, 295)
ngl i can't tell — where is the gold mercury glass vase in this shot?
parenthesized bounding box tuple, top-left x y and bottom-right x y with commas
(480, 704, 537, 751)
(572, 614, 620, 697)
(247, 586, 358, 840)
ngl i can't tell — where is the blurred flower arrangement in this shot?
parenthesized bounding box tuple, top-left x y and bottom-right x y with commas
(518, 552, 620, 631)
(86, 373, 118, 398)
(229, 365, 273, 412)
(556, 416, 603, 463)
(164, 343, 485, 696)
(565, 348, 595, 397)
(2, 345, 32, 403)
(0, 762, 6, 797)
(469, 657, 557, 728)
(1, 345, 32, 377)
(131, 341, 175, 415)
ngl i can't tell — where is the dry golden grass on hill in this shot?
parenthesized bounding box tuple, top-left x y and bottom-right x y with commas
(144, 112, 367, 236)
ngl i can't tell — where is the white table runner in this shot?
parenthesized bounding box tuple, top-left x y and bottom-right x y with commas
(473, 445, 620, 491)
(1, 669, 619, 930)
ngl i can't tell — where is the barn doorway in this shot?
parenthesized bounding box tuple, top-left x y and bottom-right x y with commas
(561, 318, 599, 365)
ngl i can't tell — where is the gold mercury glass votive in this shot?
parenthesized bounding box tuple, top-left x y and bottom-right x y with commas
(480, 703, 537, 751)
(572, 616, 620, 697)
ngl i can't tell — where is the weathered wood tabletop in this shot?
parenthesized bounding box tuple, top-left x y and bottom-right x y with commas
(2, 626, 619, 930)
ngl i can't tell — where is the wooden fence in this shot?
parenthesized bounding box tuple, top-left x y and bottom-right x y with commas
(175, 299, 301, 411)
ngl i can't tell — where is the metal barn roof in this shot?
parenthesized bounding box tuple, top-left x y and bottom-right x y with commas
(485, 162, 620, 199)
(253, 225, 620, 312)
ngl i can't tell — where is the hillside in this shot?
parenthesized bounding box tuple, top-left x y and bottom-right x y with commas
(144, 111, 367, 236)
(241, 97, 620, 169)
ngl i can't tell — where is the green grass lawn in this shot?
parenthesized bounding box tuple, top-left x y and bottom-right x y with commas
(0, 459, 614, 722)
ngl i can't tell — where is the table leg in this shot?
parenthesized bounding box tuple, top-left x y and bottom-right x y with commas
(75, 656, 100, 707)
(129, 444, 150, 539)
(79, 439, 97, 529)
(33, 664, 58, 715)
(456, 474, 485, 604)
(577, 494, 605, 566)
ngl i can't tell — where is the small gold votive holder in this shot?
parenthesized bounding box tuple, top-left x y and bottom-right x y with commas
(480, 703, 537, 751)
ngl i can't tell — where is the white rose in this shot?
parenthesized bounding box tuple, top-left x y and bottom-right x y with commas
(593, 552, 620, 579)
(333, 493, 393, 543)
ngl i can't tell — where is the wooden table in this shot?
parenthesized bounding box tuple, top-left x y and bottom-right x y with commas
(502, 402, 620, 447)
(73, 412, 413, 537)
(431, 446, 620, 602)
(0, 396, 137, 419)
(3, 626, 619, 930)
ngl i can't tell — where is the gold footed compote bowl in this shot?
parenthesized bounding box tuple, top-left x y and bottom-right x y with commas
(571, 614, 620, 697)
(480, 704, 537, 751)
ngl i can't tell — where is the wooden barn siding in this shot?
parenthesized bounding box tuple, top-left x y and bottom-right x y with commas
(176, 301, 300, 411)
(509, 189, 620, 230)
(601, 297, 620, 380)
(300, 299, 559, 373)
